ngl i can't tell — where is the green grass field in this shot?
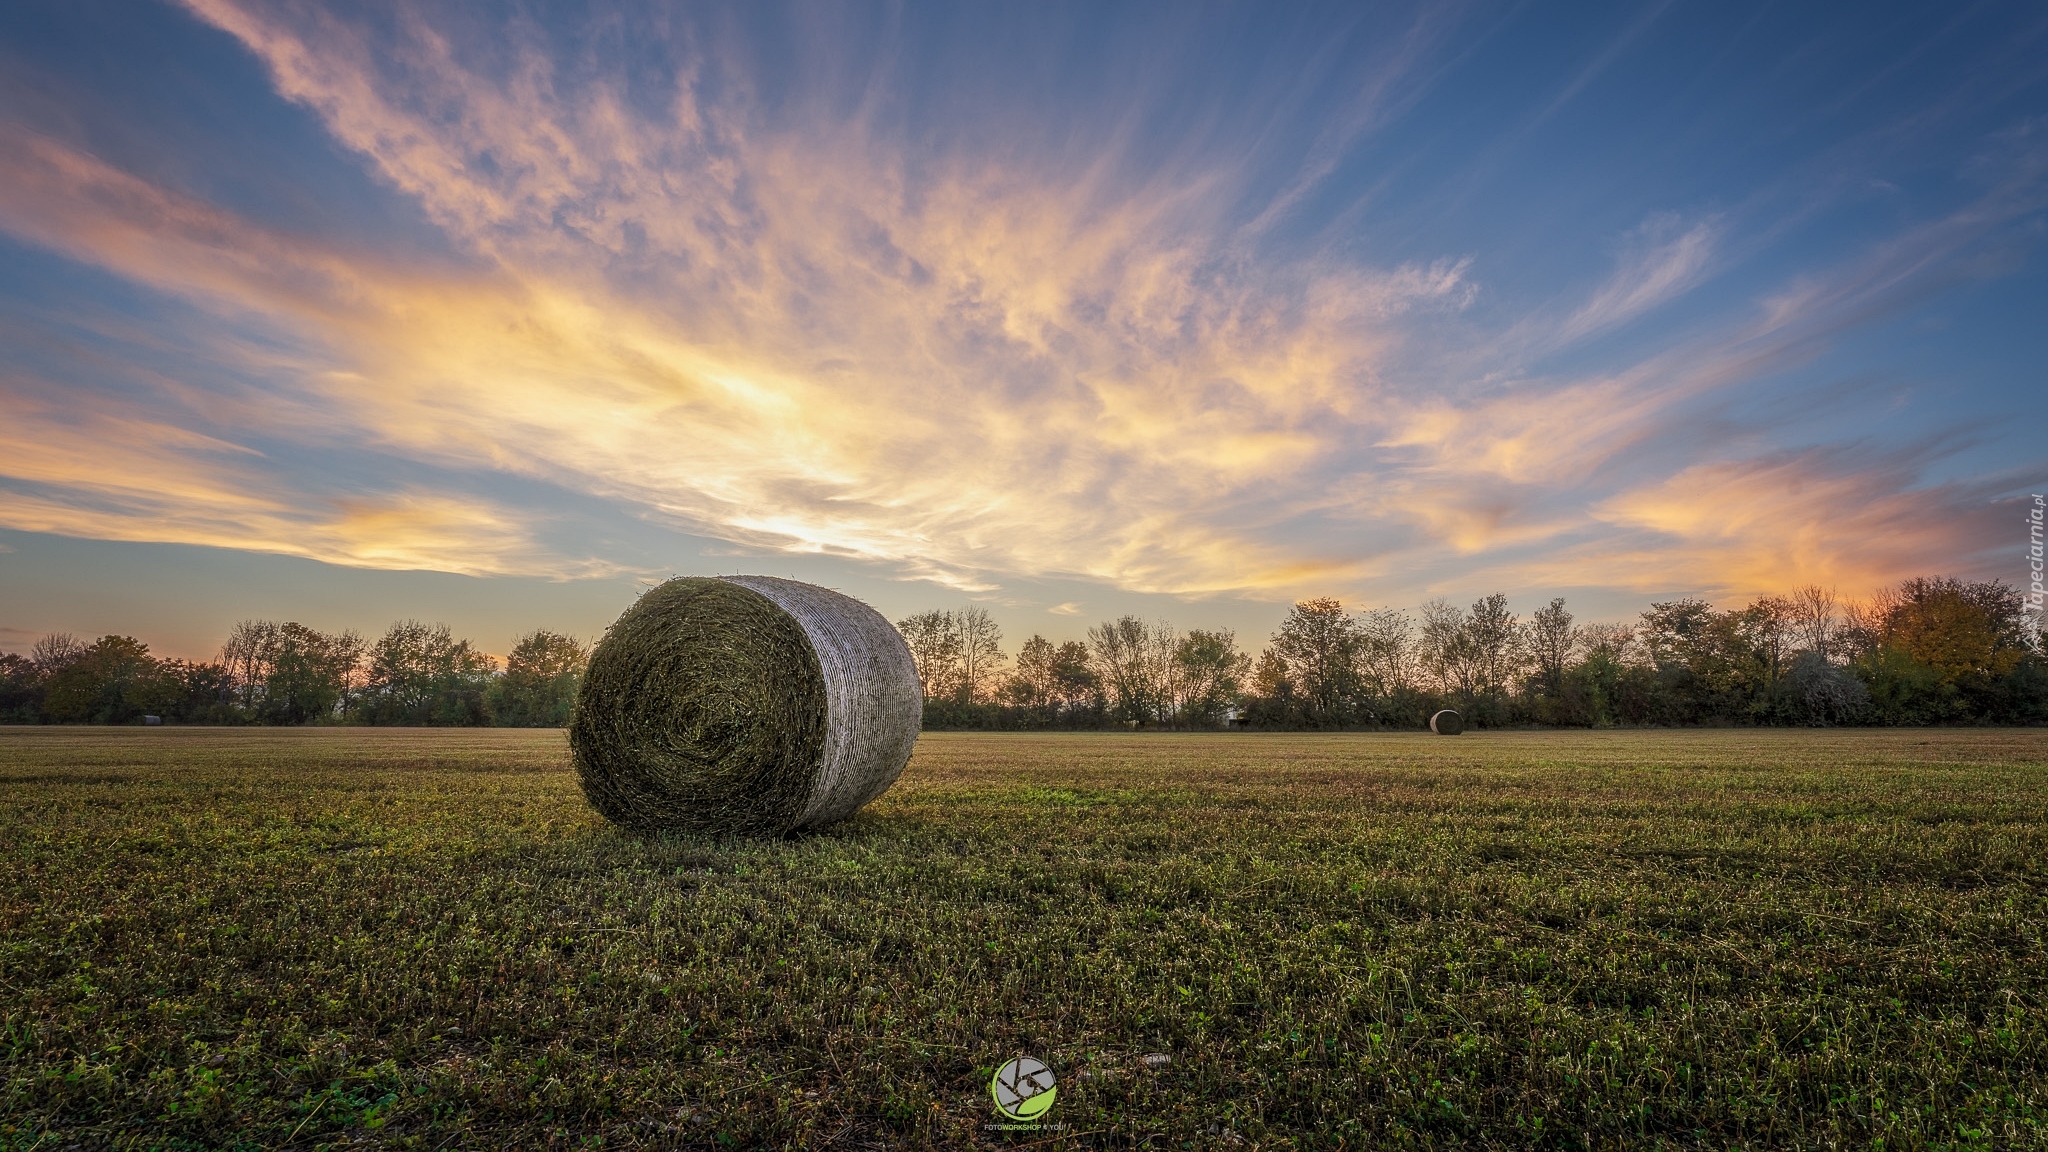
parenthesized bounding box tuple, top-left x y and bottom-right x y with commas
(2, 729, 2045, 1150)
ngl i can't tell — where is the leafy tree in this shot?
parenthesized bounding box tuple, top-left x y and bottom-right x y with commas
(1269, 598, 1360, 725)
(1849, 577, 2033, 722)
(41, 636, 160, 724)
(1576, 622, 1636, 664)
(219, 620, 364, 724)
(1637, 598, 1749, 721)
(1049, 640, 1099, 711)
(1737, 596, 1795, 688)
(1418, 598, 1477, 699)
(486, 630, 588, 727)
(1171, 629, 1250, 727)
(354, 621, 497, 725)
(0, 653, 38, 723)
(1416, 595, 1524, 721)
(896, 610, 963, 702)
(1007, 635, 1060, 710)
(1464, 594, 1524, 698)
(1525, 598, 1574, 696)
(1001, 635, 1101, 723)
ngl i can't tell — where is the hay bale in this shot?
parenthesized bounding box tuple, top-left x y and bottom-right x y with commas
(569, 575, 921, 835)
(1429, 709, 1464, 736)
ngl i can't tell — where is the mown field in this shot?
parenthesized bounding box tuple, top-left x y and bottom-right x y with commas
(2, 729, 2045, 1150)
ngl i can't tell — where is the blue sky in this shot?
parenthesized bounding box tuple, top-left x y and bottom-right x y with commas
(1, 0, 2043, 660)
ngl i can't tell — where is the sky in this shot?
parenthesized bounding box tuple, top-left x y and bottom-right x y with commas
(1, 0, 2044, 662)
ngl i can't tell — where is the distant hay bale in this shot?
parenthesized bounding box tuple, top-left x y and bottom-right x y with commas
(1429, 709, 1464, 736)
(569, 576, 922, 835)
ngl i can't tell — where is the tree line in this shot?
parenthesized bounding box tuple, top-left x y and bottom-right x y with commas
(0, 621, 588, 727)
(3, 574, 2040, 727)
(902, 577, 2046, 729)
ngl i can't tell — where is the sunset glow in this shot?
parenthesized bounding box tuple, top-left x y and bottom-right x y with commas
(2, 2, 2042, 654)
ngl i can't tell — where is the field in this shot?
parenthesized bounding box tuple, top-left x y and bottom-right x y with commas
(2, 729, 2045, 1150)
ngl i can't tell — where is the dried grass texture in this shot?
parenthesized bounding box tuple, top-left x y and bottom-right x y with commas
(1430, 709, 1465, 736)
(570, 576, 921, 834)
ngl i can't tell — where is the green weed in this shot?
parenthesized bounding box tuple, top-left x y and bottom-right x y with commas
(0, 728, 2044, 1148)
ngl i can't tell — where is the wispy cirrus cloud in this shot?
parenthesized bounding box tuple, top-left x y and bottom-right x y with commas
(0, 374, 594, 577)
(0, 1, 2037, 616)
(1558, 215, 1719, 342)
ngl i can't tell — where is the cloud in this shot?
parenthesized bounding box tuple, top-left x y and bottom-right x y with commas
(1048, 602, 1084, 616)
(0, 31, 1475, 595)
(0, 374, 609, 577)
(1582, 443, 2021, 598)
(1558, 215, 1718, 342)
(0, 2, 2035, 614)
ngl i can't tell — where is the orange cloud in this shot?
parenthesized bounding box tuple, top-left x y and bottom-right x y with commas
(0, 4, 2029, 612)
(0, 378, 604, 577)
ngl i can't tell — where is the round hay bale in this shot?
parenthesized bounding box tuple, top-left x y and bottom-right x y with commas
(570, 575, 921, 835)
(1429, 709, 1464, 736)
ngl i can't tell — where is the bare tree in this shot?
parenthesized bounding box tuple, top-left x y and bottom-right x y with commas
(1790, 585, 1839, 662)
(1418, 594, 1523, 698)
(30, 633, 87, 676)
(1354, 607, 1415, 697)
(1089, 616, 1175, 723)
(1575, 621, 1637, 664)
(955, 605, 1007, 704)
(1418, 598, 1475, 697)
(1739, 596, 1796, 684)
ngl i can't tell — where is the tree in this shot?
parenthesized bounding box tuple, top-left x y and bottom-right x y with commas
(955, 606, 1007, 704)
(1525, 598, 1574, 695)
(1575, 622, 1636, 664)
(1870, 578, 2028, 682)
(355, 621, 497, 725)
(1049, 641, 1099, 711)
(0, 653, 38, 723)
(1638, 598, 1718, 670)
(1786, 651, 1869, 726)
(1005, 634, 1094, 713)
(1252, 649, 1293, 701)
(1171, 629, 1249, 727)
(1737, 596, 1795, 687)
(1418, 599, 1476, 698)
(220, 619, 275, 711)
(1269, 598, 1360, 724)
(1354, 607, 1415, 698)
(1849, 577, 2033, 722)
(896, 610, 963, 702)
(218, 620, 363, 724)
(1416, 596, 1524, 704)
(1790, 585, 1840, 662)
(487, 630, 588, 727)
(1089, 616, 1175, 724)
(41, 635, 160, 724)
(1465, 593, 1524, 696)
(1006, 635, 1057, 709)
